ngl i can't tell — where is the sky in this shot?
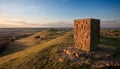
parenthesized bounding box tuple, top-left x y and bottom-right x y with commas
(0, 0, 120, 28)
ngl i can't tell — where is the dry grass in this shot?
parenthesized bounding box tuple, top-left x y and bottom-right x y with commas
(0, 30, 66, 56)
(0, 31, 74, 69)
(17, 30, 66, 46)
(0, 29, 119, 69)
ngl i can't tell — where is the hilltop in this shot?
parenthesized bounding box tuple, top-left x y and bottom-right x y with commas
(0, 29, 120, 69)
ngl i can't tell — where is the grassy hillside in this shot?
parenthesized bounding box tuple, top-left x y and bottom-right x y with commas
(0, 31, 75, 69)
(0, 30, 66, 56)
(16, 29, 66, 46)
(0, 30, 119, 69)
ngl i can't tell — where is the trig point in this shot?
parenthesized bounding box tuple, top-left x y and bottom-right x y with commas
(74, 18, 100, 52)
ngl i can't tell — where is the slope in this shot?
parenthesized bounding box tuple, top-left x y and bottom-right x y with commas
(0, 32, 74, 69)
(16, 29, 66, 46)
(0, 30, 119, 69)
(0, 30, 66, 56)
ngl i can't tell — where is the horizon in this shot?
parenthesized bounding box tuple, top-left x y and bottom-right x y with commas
(0, 0, 120, 28)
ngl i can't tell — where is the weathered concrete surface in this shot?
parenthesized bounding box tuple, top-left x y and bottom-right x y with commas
(74, 18, 100, 51)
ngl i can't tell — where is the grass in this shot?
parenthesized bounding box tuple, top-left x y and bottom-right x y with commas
(17, 29, 66, 46)
(100, 36, 120, 49)
(100, 29, 120, 49)
(0, 31, 75, 69)
(0, 30, 119, 69)
(0, 43, 28, 57)
(0, 30, 66, 57)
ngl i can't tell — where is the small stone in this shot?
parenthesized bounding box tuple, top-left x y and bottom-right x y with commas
(105, 62, 110, 67)
(97, 64, 105, 68)
(58, 58, 64, 62)
(75, 53, 79, 57)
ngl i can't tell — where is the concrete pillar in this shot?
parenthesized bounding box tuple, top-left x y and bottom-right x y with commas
(74, 18, 100, 52)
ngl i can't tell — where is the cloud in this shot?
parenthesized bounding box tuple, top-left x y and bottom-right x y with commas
(45, 22, 73, 28)
(0, 12, 8, 17)
(0, 17, 73, 28)
(5, 21, 29, 24)
(0, 16, 120, 28)
(29, 6, 36, 9)
(101, 20, 120, 28)
(0, 17, 40, 28)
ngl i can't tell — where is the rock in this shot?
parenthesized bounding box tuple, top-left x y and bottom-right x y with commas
(93, 55, 102, 60)
(58, 58, 64, 62)
(58, 53, 68, 62)
(64, 49, 71, 55)
(68, 55, 77, 62)
(75, 53, 79, 57)
(105, 62, 110, 67)
(64, 47, 75, 56)
(57, 47, 64, 53)
(97, 64, 105, 68)
(57, 45, 120, 68)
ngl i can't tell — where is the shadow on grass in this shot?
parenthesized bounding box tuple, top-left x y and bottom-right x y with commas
(102, 66, 120, 69)
(0, 42, 29, 57)
(100, 36, 120, 49)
